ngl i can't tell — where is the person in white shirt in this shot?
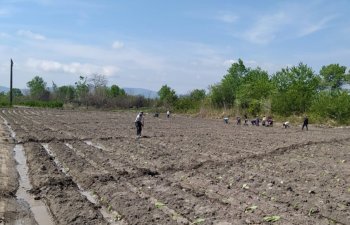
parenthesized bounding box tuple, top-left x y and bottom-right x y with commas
(262, 116, 267, 126)
(135, 111, 144, 137)
(167, 110, 170, 118)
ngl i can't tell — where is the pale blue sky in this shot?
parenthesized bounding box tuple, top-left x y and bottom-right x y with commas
(1, 0, 350, 93)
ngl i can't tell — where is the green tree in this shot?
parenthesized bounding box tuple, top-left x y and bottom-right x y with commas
(158, 85, 177, 107)
(57, 85, 75, 102)
(237, 67, 273, 113)
(311, 90, 350, 124)
(75, 76, 89, 104)
(271, 63, 320, 115)
(238, 68, 272, 100)
(319, 64, 349, 90)
(189, 89, 206, 101)
(11, 88, 23, 97)
(27, 76, 48, 100)
(109, 84, 126, 97)
(209, 59, 247, 108)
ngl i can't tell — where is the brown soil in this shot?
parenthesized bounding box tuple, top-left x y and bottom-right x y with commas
(1, 108, 349, 225)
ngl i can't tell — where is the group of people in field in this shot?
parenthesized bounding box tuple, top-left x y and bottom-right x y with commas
(226, 114, 309, 130)
(234, 114, 274, 127)
(282, 116, 309, 130)
(134, 111, 309, 138)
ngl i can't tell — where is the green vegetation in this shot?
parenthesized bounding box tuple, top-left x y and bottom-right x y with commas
(154, 201, 165, 209)
(2, 59, 350, 124)
(192, 218, 205, 224)
(263, 215, 281, 222)
(245, 205, 258, 213)
(17, 100, 63, 108)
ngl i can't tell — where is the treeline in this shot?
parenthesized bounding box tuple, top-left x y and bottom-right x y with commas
(1, 59, 350, 124)
(0, 74, 154, 109)
(157, 59, 350, 124)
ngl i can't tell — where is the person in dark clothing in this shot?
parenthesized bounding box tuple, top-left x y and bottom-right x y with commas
(302, 116, 308, 130)
(135, 111, 144, 137)
(244, 114, 248, 126)
(236, 116, 241, 125)
(223, 117, 229, 124)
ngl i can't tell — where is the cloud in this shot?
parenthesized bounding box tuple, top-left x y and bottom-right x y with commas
(242, 12, 289, 44)
(0, 32, 10, 38)
(298, 15, 337, 37)
(26, 58, 120, 76)
(112, 41, 124, 49)
(223, 59, 236, 67)
(216, 13, 238, 23)
(24, 38, 165, 71)
(0, 8, 11, 17)
(17, 30, 46, 40)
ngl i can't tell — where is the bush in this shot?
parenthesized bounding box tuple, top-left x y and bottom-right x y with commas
(0, 101, 10, 107)
(310, 91, 350, 124)
(17, 100, 63, 108)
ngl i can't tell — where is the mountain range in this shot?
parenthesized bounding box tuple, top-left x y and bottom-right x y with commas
(0, 86, 9, 93)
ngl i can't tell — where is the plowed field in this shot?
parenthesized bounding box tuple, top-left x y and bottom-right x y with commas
(0, 108, 349, 225)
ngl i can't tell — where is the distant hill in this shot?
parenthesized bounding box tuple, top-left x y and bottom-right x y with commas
(0, 86, 28, 94)
(123, 88, 158, 99)
(0, 86, 9, 93)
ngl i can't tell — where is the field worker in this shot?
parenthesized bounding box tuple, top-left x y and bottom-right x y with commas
(167, 110, 170, 118)
(302, 116, 308, 131)
(244, 114, 248, 126)
(262, 116, 267, 126)
(224, 117, 229, 124)
(267, 116, 273, 127)
(283, 121, 290, 128)
(135, 111, 144, 137)
(236, 116, 241, 125)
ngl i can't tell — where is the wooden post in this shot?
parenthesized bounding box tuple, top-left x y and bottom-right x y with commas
(10, 59, 13, 106)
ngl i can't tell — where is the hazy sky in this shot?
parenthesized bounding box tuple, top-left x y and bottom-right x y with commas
(1, 0, 350, 93)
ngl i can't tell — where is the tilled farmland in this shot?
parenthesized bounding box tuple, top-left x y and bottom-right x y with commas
(0, 108, 349, 225)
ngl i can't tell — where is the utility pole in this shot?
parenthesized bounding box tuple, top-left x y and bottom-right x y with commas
(10, 59, 13, 106)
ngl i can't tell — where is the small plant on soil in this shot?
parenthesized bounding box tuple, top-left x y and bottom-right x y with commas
(260, 191, 267, 198)
(245, 205, 258, 213)
(155, 201, 165, 209)
(113, 212, 123, 221)
(191, 218, 205, 224)
(263, 215, 281, 222)
(242, 183, 249, 189)
(308, 208, 319, 216)
(292, 203, 299, 211)
(328, 218, 337, 224)
(172, 212, 179, 220)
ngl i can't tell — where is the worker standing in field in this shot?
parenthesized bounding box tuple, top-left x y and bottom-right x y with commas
(135, 111, 144, 138)
(167, 110, 170, 118)
(302, 116, 308, 131)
